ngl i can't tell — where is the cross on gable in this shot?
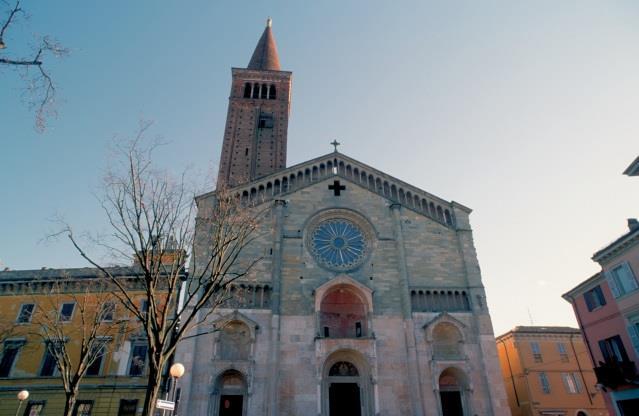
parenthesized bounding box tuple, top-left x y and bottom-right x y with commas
(328, 180, 346, 196)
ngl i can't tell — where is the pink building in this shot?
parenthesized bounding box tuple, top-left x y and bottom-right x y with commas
(563, 219, 639, 415)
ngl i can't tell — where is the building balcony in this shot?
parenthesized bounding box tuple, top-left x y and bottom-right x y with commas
(594, 360, 637, 389)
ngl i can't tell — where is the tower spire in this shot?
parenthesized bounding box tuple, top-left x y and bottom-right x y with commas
(248, 18, 281, 71)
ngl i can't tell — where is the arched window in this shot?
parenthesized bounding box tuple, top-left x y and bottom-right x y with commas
(252, 83, 260, 98)
(445, 209, 453, 226)
(243, 83, 251, 98)
(432, 322, 463, 360)
(219, 321, 251, 361)
(320, 286, 367, 338)
(260, 83, 268, 99)
(269, 84, 276, 99)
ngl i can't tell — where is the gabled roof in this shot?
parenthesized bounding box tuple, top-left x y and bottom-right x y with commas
(562, 272, 604, 300)
(198, 152, 470, 229)
(247, 18, 281, 71)
(624, 155, 639, 176)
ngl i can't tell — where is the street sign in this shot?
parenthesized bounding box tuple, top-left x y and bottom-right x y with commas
(156, 399, 175, 410)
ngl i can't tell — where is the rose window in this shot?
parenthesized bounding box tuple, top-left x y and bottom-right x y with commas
(311, 219, 367, 271)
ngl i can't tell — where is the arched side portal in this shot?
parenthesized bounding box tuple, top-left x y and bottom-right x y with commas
(438, 367, 469, 416)
(210, 370, 247, 416)
(321, 350, 373, 416)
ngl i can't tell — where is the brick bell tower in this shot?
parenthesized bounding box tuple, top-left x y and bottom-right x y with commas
(216, 18, 293, 189)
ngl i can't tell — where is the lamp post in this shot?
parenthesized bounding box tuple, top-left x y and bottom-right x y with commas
(168, 363, 185, 415)
(15, 390, 29, 416)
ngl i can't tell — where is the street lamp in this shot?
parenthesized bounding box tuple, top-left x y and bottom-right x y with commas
(169, 363, 185, 415)
(15, 390, 29, 416)
(169, 363, 185, 379)
(159, 363, 186, 416)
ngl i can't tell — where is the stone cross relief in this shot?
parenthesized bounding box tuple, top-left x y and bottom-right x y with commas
(328, 180, 346, 196)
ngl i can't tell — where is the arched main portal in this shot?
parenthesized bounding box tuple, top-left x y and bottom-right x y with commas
(210, 370, 247, 416)
(322, 350, 373, 416)
(438, 367, 467, 416)
(320, 286, 368, 338)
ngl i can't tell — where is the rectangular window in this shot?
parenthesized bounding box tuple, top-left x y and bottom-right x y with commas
(531, 342, 543, 363)
(599, 335, 629, 363)
(86, 343, 106, 376)
(140, 299, 148, 319)
(117, 399, 138, 416)
(39, 343, 59, 377)
(608, 263, 638, 298)
(73, 400, 93, 416)
(100, 302, 115, 322)
(16, 304, 35, 323)
(584, 286, 606, 311)
(128, 344, 148, 376)
(258, 113, 274, 129)
(557, 342, 569, 362)
(59, 302, 75, 322)
(0, 341, 22, 377)
(24, 401, 45, 416)
(539, 372, 551, 394)
(562, 372, 581, 394)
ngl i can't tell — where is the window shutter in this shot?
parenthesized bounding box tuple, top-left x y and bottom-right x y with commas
(598, 340, 610, 363)
(595, 286, 607, 306)
(561, 373, 570, 393)
(624, 263, 638, 290)
(573, 373, 583, 393)
(627, 324, 639, 356)
(584, 292, 594, 311)
(606, 271, 621, 298)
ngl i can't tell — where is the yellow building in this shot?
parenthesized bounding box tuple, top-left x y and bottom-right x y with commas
(496, 326, 608, 416)
(0, 267, 156, 416)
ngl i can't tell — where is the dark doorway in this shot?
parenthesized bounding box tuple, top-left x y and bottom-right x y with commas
(329, 383, 361, 416)
(117, 399, 138, 416)
(219, 395, 243, 416)
(440, 391, 463, 416)
(618, 398, 639, 415)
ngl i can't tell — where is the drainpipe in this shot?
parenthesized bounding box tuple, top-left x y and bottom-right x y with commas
(497, 337, 520, 407)
(564, 294, 597, 366)
(570, 332, 593, 405)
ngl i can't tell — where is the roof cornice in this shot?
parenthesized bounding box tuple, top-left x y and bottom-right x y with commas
(592, 228, 639, 264)
(623, 155, 639, 176)
(198, 152, 470, 229)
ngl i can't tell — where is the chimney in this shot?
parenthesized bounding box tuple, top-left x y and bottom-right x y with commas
(628, 218, 639, 231)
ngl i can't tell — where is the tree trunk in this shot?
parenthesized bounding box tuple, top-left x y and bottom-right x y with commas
(142, 365, 164, 416)
(63, 389, 78, 416)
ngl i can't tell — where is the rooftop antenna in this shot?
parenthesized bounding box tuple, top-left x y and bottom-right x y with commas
(527, 307, 535, 326)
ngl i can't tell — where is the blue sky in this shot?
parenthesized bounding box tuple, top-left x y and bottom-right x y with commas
(1, 1, 638, 334)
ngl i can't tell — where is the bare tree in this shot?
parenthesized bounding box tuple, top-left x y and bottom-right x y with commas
(63, 122, 264, 415)
(0, 0, 68, 132)
(29, 276, 127, 416)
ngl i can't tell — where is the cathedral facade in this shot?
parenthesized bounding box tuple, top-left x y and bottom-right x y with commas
(175, 20, 510, 416)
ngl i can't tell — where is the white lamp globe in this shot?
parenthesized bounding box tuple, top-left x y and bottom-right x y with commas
(17, 390, 29, 401)
(169, 362, 185, 379)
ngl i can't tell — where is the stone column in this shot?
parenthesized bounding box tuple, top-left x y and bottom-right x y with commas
(390, 203, 425, 416)
(267, 199, 286, 416)
(452, 203, 510, 415)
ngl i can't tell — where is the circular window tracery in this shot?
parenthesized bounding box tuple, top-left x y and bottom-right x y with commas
(311, 219, 367, 271)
